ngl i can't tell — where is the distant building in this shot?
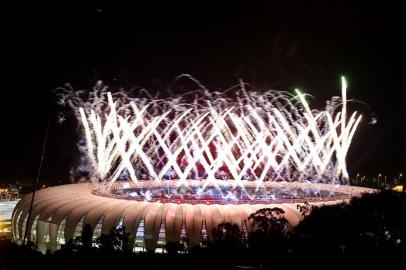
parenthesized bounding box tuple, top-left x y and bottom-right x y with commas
(0, 200, 19, 238)
(0, 185, 21, 238)
(392, 185, 404, 192)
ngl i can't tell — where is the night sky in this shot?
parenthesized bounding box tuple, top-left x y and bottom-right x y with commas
(0, 2, 405, 186)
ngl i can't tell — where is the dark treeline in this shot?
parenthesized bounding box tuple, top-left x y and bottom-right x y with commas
(1, 190, 405, 270)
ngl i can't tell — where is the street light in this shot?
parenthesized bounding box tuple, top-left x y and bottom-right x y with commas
(397, 173, 403, 185)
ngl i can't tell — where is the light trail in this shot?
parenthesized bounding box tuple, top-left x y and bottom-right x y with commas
(62, 76, 362, 200)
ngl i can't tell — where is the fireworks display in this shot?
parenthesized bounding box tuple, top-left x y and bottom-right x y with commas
(61, 75, 361, 201)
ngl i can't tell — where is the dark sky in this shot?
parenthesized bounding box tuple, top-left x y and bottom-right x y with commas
(0, 2, 405, 185)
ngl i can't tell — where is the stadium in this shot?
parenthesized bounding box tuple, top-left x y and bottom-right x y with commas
(12, 77, 374, 253)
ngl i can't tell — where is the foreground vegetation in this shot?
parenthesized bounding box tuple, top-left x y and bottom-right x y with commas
(1, 190, 405, 269)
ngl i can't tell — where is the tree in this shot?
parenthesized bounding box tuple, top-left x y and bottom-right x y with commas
(81, 223, 93, 252)
(62, 224, 94, 253)
(248, 207, 289, 236)
(114, 226, 131, 253)
(211, 222, 245, 259)
(247, 207, 290, 261)
(296, 201, 312, 217)
(164, 241, 185, 255)
(96, 226, 131, 253)
(290, 190, 406, 266)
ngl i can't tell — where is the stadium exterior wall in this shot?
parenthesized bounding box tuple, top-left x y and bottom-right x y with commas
(11, 183, 373, 253)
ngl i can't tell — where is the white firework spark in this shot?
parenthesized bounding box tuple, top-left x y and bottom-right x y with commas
(56, 113, 66, 124)
(57, 96, 67, 106)
(369, 116, 377, 125)
(62, 75, 362, 198)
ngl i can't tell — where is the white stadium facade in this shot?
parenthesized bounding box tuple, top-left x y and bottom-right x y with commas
(12, 183, 373, 253)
